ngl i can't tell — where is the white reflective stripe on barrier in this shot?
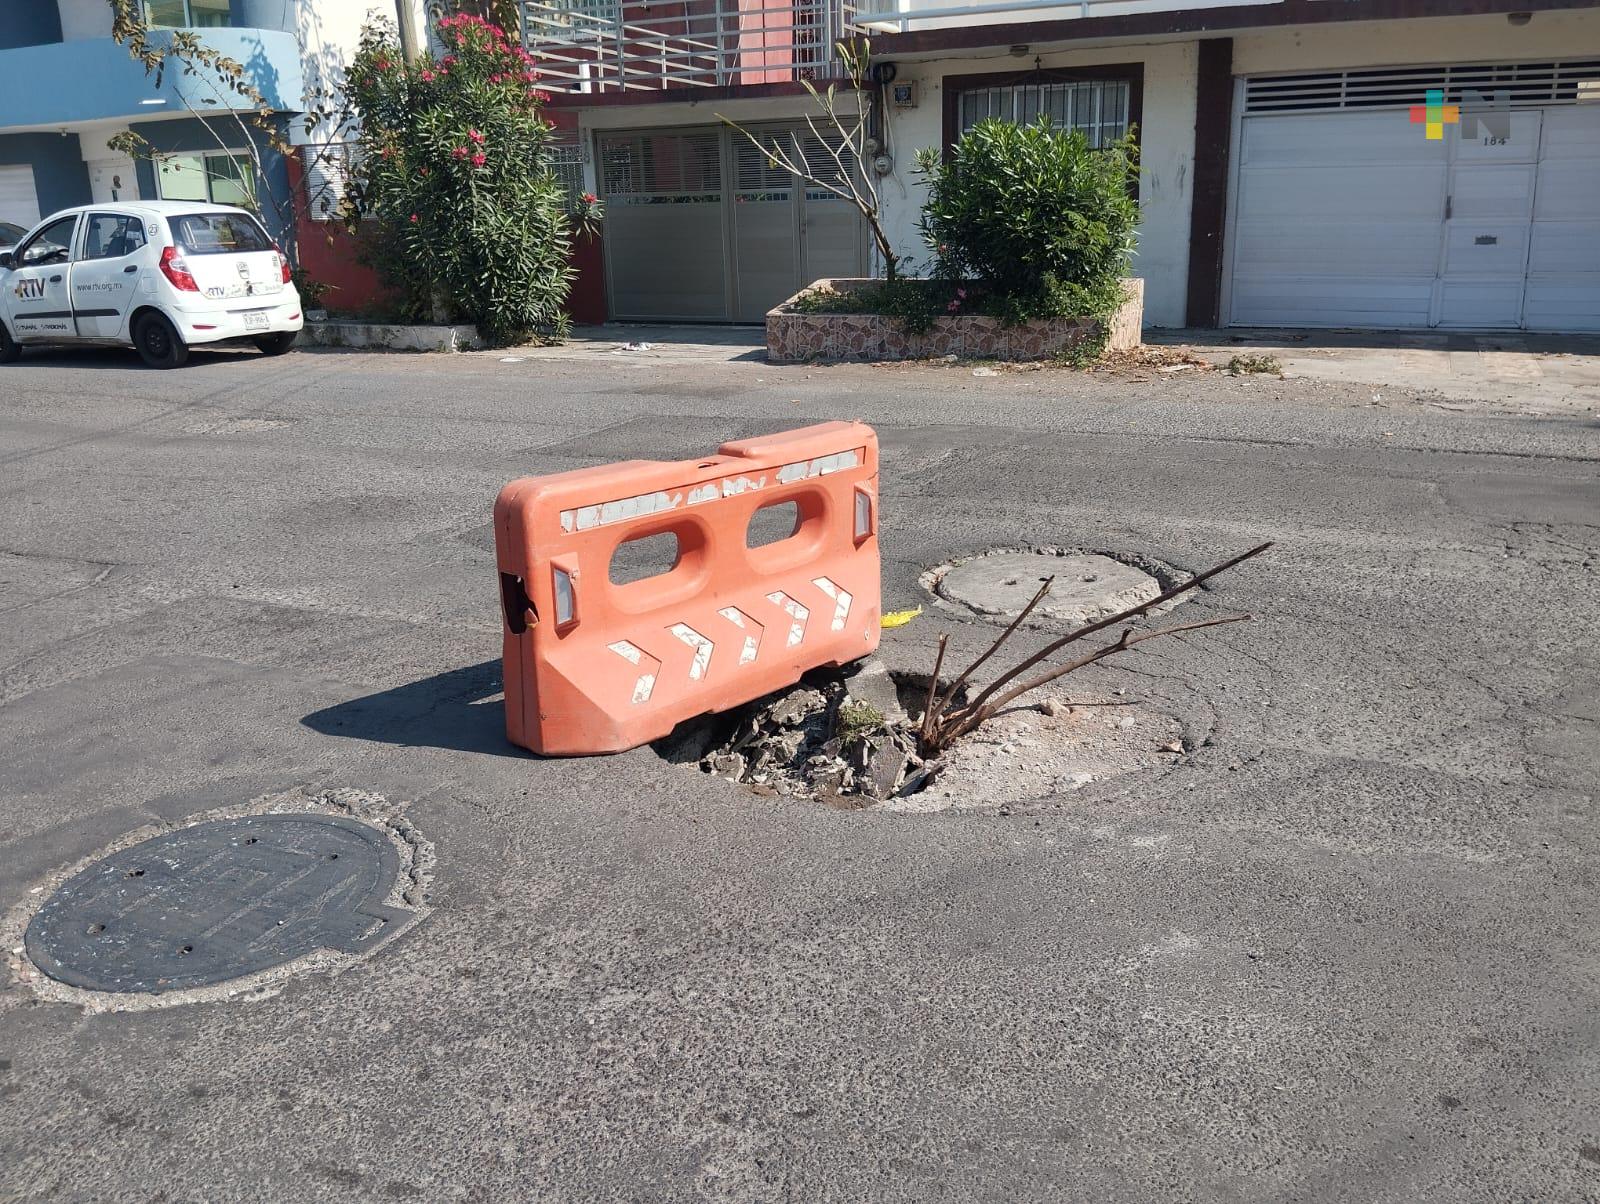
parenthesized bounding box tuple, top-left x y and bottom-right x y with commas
(609, 640, 659, 704)
(670, 623, 715, 680)
(813, 577, 852, 632)
(766, 591, 809, 647)
(718, 607, 764, 664)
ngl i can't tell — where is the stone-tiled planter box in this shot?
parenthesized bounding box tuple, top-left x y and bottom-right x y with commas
(766, 278, 1143, 364)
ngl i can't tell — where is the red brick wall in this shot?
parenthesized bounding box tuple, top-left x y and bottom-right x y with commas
(286, 154, 395, 316)
(286, 135, 607, 324)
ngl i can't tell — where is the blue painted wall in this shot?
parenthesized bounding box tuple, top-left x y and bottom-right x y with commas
(0, 1, 63, 50)
(0, 27, 302, 130)
(230, 0, 298, 34)
(0, 133, 91, 222)
(129, 117, 296, 247)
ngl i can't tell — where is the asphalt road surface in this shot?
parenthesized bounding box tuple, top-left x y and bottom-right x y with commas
(2, 342, 1597, 1202)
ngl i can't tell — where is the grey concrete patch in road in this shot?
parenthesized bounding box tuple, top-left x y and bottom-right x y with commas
(934, 549, 1164, 626)
(922, 545, 1191, 629)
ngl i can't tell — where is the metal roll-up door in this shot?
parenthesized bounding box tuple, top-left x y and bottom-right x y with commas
(597, 124, 867, 323)
(0, 165, 42, 230)
(599, 129, 726, 321)
(791, 126, 866, 296)
(731, 133, 797, 322)
(1226, 59, 1600, 331)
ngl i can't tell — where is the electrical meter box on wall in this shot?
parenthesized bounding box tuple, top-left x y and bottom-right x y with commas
(891, 81, 918, 109)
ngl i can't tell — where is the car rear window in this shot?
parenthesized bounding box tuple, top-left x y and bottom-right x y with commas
(170, 213, 273, 255)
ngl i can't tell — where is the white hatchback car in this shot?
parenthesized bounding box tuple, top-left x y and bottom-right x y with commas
(0, 200, 303, 368)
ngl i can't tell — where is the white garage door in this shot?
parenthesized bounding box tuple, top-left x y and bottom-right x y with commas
(1227, 61, 1600, 331)
(0, 164, 42, 230)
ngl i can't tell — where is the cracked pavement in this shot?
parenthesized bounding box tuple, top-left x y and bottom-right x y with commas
(1, 342, 1598, 1202)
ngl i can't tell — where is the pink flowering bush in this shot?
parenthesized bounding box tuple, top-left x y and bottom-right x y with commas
(345, 14, 573, 343)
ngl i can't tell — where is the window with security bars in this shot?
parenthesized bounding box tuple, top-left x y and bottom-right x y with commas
(547, 139, 584, 207)
(956, 79, 1131, 146)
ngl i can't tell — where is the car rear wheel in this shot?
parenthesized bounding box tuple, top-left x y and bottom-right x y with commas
(133, 312, 189, 369)
(253, 331, 297, 357)
(0, 321, 19, 364)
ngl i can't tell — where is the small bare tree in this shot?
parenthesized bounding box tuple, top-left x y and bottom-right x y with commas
(718, 38, 901, 281)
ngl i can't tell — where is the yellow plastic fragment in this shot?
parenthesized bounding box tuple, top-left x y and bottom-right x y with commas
(880, 606, 922, 630)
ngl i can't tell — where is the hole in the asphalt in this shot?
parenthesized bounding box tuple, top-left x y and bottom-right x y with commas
(86, 923, 106, 935)
(746, 500, 801, 548)
(126, 869, 145, 878)
(327, 853, 339, 861)
(652, 653, 1187, 812)
(243, 837, 257, 845)
(178, 945, 193, 956)
(651, 664, 982, 806)
(609, 530, 680, 585)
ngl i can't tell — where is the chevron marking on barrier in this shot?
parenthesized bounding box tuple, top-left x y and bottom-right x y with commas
(609, 640, 660, 704)
(717, 607, 765, 664)
(670, 623, 715, 680)
(766, 591, 810, 647)
(812, 577, 852, 632)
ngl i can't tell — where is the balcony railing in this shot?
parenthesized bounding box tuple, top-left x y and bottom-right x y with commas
(521, 0, 857, 93)
(522, 0, 1283, 92)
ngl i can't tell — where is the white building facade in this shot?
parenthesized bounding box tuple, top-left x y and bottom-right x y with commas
(533, 0, 1600, 331)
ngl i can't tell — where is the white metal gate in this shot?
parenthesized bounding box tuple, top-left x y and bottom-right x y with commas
(1225, 59, 1600, 331)
(597, 124, 867, 323)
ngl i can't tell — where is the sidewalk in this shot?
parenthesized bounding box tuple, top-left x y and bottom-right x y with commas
(501, 324, 767, 364)
(1152, 327, 1600, 416)
(491, 321, 1600, 414)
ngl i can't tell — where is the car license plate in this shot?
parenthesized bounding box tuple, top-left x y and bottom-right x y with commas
(244, 312, 269, 332)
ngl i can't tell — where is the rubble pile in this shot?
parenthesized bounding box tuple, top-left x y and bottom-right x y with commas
(681, 657, 951, 804)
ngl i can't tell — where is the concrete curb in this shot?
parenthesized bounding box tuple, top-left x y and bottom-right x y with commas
(300, 320, 482, 352)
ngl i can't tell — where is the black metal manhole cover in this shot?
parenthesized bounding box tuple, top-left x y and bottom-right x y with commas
(24, 814, 408, 994)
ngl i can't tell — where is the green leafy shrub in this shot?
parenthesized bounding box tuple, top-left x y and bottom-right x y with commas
(791, 278, 948, 334)
(344, 14, 573, 345)
(289, 268, 332, 310)
(915, 119, 1139, 328)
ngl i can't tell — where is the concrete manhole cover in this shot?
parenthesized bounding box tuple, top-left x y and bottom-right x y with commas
(934, 550, 1167, 627)
(24, 814, 413, 995)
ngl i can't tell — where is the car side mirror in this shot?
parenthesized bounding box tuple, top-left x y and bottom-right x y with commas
(0, 251, 12, 270)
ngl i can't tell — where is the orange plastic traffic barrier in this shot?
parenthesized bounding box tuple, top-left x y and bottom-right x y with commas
(494, 421, 881, 755)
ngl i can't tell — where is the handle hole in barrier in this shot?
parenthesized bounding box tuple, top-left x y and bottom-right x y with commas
(746, 500, 801, 549)
(499, 572, 532, 634)
(610, 530, 682, 585)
